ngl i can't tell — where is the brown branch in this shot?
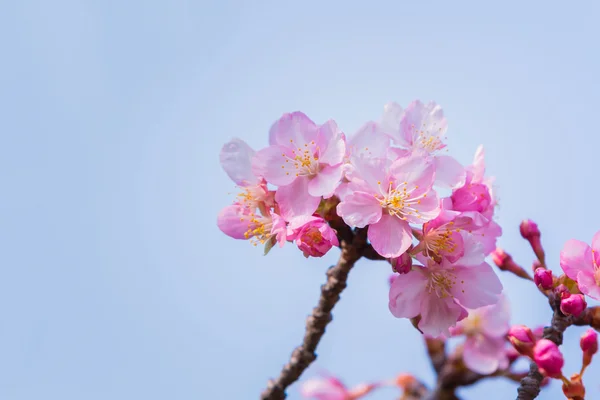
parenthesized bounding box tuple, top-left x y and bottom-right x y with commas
(425, 338, 447, 375)
(259, 228, 368, 400)
(516, 293, 570, 400)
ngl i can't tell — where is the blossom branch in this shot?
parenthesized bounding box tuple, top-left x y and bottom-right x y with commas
(260, 228, 368, 400)
(516, 293, 570, 400)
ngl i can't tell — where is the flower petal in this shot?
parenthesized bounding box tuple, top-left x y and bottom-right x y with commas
(336, 192, 382, 228)
(389, 154, 436, 195)
(220, 138, 258, 186)
(576, 270, 600, 300)
(380, 102, 410, 147)
(217, 205, 251, 239)
(418, 297, 464, 338)
(452, 263, 503, 308)
(252, 145, 298, 186)
(480, 295, 511, 337)
(317, 120, 346, 166)
(388, 268, 428, 318)
(434, 155, 466, 189)
(463, 335, 506, 374)
(308, 165, 344, 197)
(592, 230, 600, 266)
(275, 176, 320, 219)
(268, 112, 319, 146)
(368, 214, 412, 258)
(560, 239, 594, 280)
(348, 121, 390, 160)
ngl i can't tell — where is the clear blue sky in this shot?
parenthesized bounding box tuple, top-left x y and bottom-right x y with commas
(1, 1, 599, 399)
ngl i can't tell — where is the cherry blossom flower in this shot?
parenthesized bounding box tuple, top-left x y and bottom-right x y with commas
(389, 253, 503, 337)
(252, 112, 346, 218)
(559, 230, 600, 300)
(337, 154, 439, 258)
(287, 216, 339, 258)
(451, 295, 511, 374)
(217, 205, 286, 248)
(379, 100, 465, 188)
(300, 376, 378, 400)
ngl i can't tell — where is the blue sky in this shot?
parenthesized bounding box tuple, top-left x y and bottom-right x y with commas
(1, 0, 599, 399)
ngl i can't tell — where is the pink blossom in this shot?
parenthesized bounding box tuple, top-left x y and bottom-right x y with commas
(559, 230, 600, 300)
(533, 339, 564, 378)
(534, 268, 554, 290)
(560, 293, 587, 317)
(220, 138, 273, 210)
(287, 216, 339, 258)
(389, 254, 502, 337)
(337, 154, 439, 258)
(508, 325, 537, 357)
(415, 204, 486, 263)
(379, 100, 465, 188)
(452, 296, 511, 374)
(252, 112, 346, 218)
(580, 329, 598, 355)
(217, 205, 286, 248)
(391, 251, 413, 274)
(451, 146, 496, 218)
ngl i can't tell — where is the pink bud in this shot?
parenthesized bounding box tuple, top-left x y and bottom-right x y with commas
(560, 294, 587, 317)
(491, 249, 531, 280)
(390, 252, 412, 274)
(534, 268, 553, 290)
(580, 329, 598, 354)
(294, 219, 339, 258)
(506, 346, 521, 363)
(508, 325, 537, 356)
(580, 329, 598, 370)
(519, 219, 540, 239)
(532, 326, 544, 339)
(451, 182, 491, 212)
(533, 339, 564, 378)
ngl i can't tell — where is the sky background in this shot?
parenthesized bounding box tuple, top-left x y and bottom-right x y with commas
(1, 0, 599, 399)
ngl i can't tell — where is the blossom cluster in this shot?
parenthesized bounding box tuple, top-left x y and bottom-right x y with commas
(217, 100, 504, 337)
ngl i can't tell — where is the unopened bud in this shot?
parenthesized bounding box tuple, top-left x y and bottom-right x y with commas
(555, 284, 570, 299)
(560, 294, 587, 317)
(562, 373, 585, 399)
(491, 248, 532, 280)
(534, 268, 553, 290)
(390, 252, 412, 274)
(520, 219, 540, 239)
(519, 219, 545, 264)
(533, 339, 564, 378)
(508, 325, 537, 357)
(580, 329, 598, 370)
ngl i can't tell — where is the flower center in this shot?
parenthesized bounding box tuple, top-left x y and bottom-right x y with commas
(423, 225, 459, 257)
(281, 140, 320, 177)
(427, 269, 458, 299)
(243, 213, 273, 246)
(409, 123, 445, 153)
(377, 180, 426, 220)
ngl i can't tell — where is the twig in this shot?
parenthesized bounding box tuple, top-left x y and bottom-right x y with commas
(425, 338, 447, 375)
(259, 228, 368, 400)
(516, 293, 570, 400)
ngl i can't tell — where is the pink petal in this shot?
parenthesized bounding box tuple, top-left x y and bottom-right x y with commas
(348, 121, 390, 160)
(336, 192, 382, 228)
(400, 100, 447, 148)
(389, 155, 436, 196)
(463, 335, 506, 375)
(308, 165, 344, 197)
(268, 112, 319, 147)
(480, 295, 511, 337)
(576, 270, 600, 300)
(388, 268, 428, 318)
(471, 145, 486, 182)
(350, 156, 390, 194)
(592, 230, 600, 266)
(455, 233, 485, 266)
(434, 155, 466, 189)
(220, 138, 259, 186)
(317, 120, 346, 166)
(380, 102, 410, 147)
(452, 263, 503, 308)
(405, 189, 440, 224)
(252, 145, 298, 186)
(217, 205, 251, 239)
(418, 297, 464, 338)
(368, 215, 412, 258)
(300, 377, 348, 400)
(275, 176, 320, 219)
(560, 239, 594, 280)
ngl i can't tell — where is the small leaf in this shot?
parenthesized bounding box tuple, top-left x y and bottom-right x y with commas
(264, 236, 277, 255)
